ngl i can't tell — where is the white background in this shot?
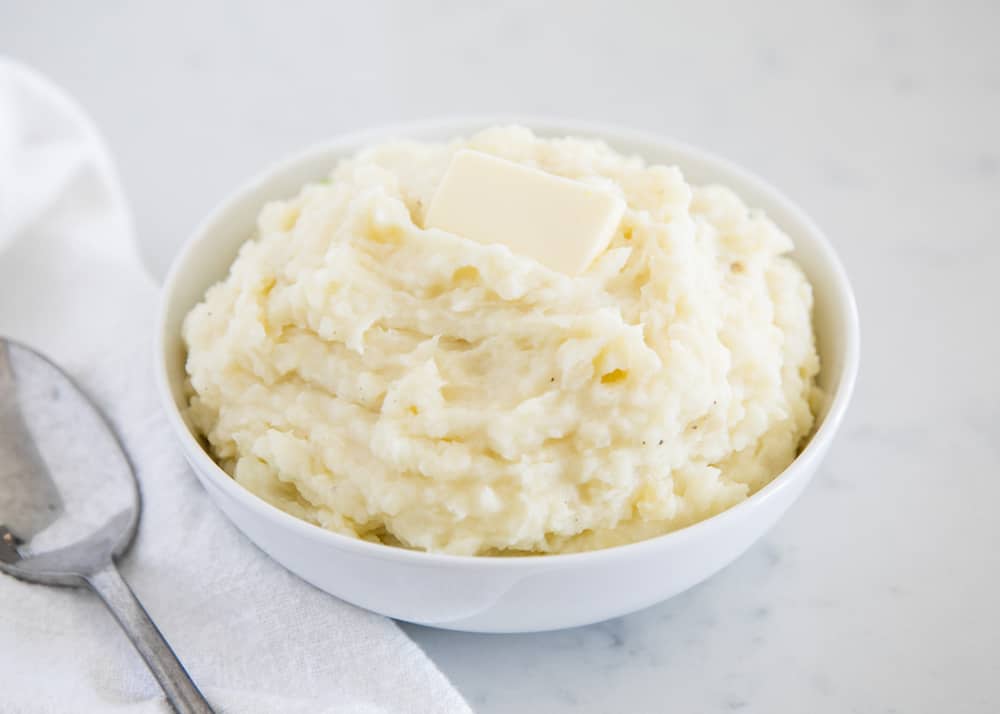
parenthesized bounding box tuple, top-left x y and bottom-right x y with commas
(3, 1, 999, 712)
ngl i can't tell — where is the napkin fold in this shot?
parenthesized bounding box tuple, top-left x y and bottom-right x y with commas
(0, 58, 471, 714)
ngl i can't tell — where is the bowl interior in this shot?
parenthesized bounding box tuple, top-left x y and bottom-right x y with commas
(160, 119, 858, 541)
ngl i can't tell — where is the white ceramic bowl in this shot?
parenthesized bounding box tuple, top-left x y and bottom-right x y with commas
(156, 118, 859, 633)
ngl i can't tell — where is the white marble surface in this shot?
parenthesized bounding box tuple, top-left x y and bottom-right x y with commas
(3, 1, 998, 711)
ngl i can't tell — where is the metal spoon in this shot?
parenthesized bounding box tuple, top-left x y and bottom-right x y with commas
(0, 337, 213, 714)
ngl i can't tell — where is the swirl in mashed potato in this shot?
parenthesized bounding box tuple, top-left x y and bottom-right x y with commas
(183, 127, 821, 555)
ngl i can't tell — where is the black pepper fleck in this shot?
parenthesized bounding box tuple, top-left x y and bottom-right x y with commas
(658, 439, 664, 445)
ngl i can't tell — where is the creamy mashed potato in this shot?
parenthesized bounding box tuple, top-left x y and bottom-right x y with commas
(183, 127, 820, 555)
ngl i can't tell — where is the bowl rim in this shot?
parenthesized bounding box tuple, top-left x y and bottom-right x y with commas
(156, 116, 860, 569)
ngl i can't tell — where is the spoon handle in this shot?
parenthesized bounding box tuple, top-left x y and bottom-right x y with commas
(85, 561, 214, 714)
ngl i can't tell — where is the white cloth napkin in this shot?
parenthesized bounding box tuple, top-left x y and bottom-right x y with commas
(0, 58, 472, 714)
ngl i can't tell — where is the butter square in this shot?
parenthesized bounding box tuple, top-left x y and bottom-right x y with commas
(424, 150, 626, 275)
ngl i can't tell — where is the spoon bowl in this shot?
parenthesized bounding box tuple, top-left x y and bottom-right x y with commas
(0, 339, 136, 582)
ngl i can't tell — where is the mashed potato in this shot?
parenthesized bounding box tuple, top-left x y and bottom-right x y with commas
(183, 127, 820, 555)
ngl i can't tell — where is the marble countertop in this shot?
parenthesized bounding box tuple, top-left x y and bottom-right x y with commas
(4, 1, 997, 711)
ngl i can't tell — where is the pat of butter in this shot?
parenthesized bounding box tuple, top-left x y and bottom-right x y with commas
(425, 150, 626, 275)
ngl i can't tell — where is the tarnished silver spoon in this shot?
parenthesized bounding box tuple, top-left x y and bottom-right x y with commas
(0, 337, 213, 714)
